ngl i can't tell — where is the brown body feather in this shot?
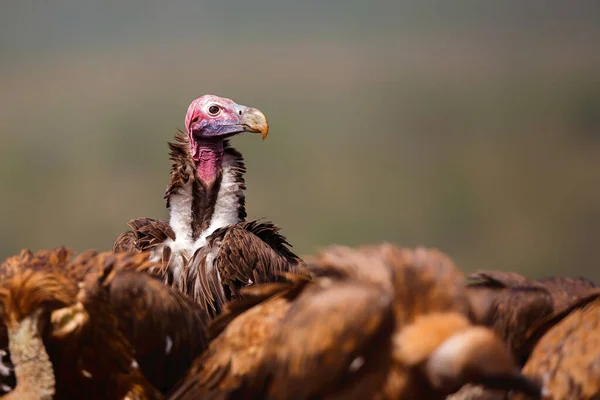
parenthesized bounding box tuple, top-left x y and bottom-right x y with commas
(0, 248, 210, 398)
(169, 244, 539, 400)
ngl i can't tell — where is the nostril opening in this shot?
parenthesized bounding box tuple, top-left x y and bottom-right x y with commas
(238, 110, 242, 115)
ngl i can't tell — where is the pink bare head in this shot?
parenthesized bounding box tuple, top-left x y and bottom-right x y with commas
(185, 94, 268, 141)
(183, 94, 269, 183)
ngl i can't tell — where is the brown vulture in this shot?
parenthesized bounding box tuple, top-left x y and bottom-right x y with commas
(449, 271, 598, 400)
(514, 290, 600, 400)
(168, 244, 541, 400)
(113, 95, 303, 317)
(465, 270, 597, 365)
(0, 247, 210, 398)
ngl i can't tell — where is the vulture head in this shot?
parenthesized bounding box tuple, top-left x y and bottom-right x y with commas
(185, 95, 269, 184)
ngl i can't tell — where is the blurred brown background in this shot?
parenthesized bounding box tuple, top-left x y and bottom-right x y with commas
(1, 1, 599, 280)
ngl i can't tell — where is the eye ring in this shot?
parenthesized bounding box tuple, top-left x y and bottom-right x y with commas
(208, 105, 221, 116)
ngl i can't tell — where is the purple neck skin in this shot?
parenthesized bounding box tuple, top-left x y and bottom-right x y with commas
(193, 140, 224, 185)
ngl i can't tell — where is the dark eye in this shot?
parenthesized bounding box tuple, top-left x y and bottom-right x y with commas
(208, 105, 220, 116)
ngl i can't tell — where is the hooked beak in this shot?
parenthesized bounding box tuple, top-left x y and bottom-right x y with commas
(239, 107, 269, 140)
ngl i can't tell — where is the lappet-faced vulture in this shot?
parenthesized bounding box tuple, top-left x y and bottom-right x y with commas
(113, 95, 303, 317)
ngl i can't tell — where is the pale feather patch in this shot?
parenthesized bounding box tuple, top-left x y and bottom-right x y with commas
(0, 350, 11, 377)
(349, 356, 365, 372)
(165, 336, 173, 355)
(8, 311, 55, 399)
(0, 362, 11, 377)
(50, 302, 89, 339)
(203, 245, 218, 273)
(159, 243, 190, 286)
(193, 153, 244, 250)
(168, 165, 195, 243)
(164, 166, 196, 283)
(149, 248, 162, 263)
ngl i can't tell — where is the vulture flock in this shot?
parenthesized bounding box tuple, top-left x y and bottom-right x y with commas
(0, 94, 598, 400)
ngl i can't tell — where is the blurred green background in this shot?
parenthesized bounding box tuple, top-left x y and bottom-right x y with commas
(1, 1, 599, 280)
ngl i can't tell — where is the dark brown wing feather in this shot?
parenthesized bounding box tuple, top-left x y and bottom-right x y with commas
(210, 220, 302, 288)
(186, 221, 304, 317)
(85, 263, 210, 393)
(113, 231, 138, 253)
(167, 280, 301, 400)
(113, 218, 175, 253)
